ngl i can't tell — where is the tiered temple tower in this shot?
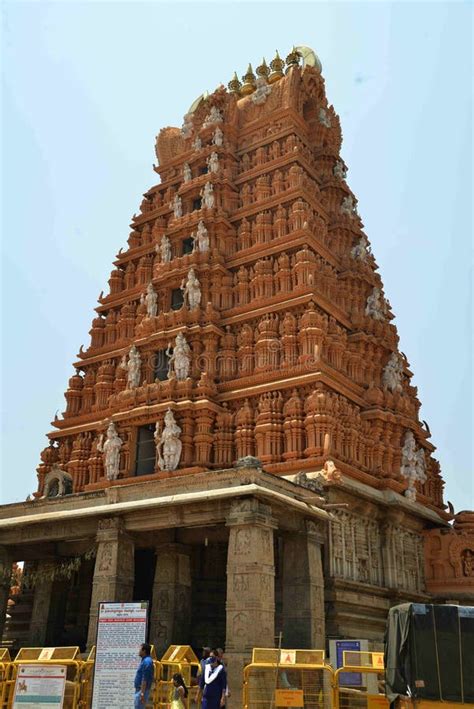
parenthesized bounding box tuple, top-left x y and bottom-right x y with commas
(1, 47, 471, 706)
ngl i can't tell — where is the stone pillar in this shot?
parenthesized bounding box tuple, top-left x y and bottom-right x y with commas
(225, 498, 276, 709)
(149, 544, 191, 656)
(281, 520, 326, 649)
(86, 518, 135, 647)
(0, 546, 12, 642)
(29, 561, 55, 645)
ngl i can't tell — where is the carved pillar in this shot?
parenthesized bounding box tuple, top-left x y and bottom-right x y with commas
(150, 544, 191, 656)
(225, 498, 276, 708)
(0, 546, 12, 642)
(29, 561, 55, 645)
(281, 521, 326, 648)
(86, 518, 135, 647)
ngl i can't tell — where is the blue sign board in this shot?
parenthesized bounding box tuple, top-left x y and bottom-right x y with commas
(335, 640, 362, 686)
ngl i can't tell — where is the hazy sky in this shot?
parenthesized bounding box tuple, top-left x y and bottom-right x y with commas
(1, 1, 472, 511)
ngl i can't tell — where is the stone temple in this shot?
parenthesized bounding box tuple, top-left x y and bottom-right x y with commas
(1, 46, 472, 705)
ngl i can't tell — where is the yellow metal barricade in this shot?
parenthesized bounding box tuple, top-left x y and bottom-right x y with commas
(244, 647, 333, 708)
(0, 650, 12, 709)
(333, 650, 388, 709)
(157, 645, 201, 709)
(3, 647, 84, 709)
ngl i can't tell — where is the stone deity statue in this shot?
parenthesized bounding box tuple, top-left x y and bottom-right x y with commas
(166, 332, 191, 381)
(201, 182, 215, 209)
(183, 162, 192, 182)
(158, 234, 172, 263)
(193, 220, 209, 252)
(400, 430, 427, 501)
(382, 353, 404, 393)
(319, 107, 331, 128)
(252, 77, 272, 105)
(98, 422, 122, 481)
(365, 287, 388, 321)
(192, 135, 202, 151)
(126, 345, 141, 388)
(212, 126, 223, 147)
(207, 152, 219, 173)
(171, 194, 182, 219)
(340, 195, 357, 218)
(144, 282, 158, 317)
(351, 235, 371, 262)
(181, 268, 201, 309)
(203, 106, 223, 127)
(333, 160, 347, 180)
(181, 113, 193, 138)
(154, 409, 182, 471)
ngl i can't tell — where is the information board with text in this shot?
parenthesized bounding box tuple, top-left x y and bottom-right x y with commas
(13, 664, 66, 709)
(91, 601, 148, 709)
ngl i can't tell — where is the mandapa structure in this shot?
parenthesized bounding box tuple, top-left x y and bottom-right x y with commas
(0, 46, 472, 705)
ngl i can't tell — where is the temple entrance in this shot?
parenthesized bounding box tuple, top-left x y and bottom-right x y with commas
(133, 548, 157, 611)
(190, 540, 227, 650)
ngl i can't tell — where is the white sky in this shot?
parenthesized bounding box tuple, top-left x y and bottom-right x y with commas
(1, 1, 472, 511)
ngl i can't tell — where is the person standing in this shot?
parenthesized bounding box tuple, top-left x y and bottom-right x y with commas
(134, 643, 154, 708)
(216, 648, 230, 706)
(200, 650, 227, 709)
(196, 646, 211, 705)
(170, 673, 188, 708)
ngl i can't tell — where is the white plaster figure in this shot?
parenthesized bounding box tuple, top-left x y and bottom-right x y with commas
(400, 430, 427, 501)
(365, 287, 388, 321)
(126, 345, 141, 388)
(181, 113, 193, 138)
(212, 126, 223, 147)
(207, 152, 219, 174)
(340, 195, 357, 218)
(154, 408, 182, 471)
(167, 332, 191, 381)
(203, 106, 223, 127)
(192, 135, 202, 151)
(145, 283, 158, 318)
(159, 234, 172, 263)
(181, 268, 201, 309)
(193, 220, 209, 252)
(351, 235, 371, 262)
(171, 194, 182, 219)
(333, 160, 347, 180)
(201, 182, 214, 209)
(183, 163, 192, 182)
(252, 77, 272, 105)
(319, 107, 331, 128)
(382, 353, 404, 393)
(98, 422, 122, 481)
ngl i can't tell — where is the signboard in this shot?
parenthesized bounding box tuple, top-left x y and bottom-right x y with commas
(91, 601, 148, 709)
(333, 639, 362, 686)
(280, 650, 296, 665)
(38, 649, 55, 661)
(275, 689, 304, 707)
(372, 652, 384, 669)
(13, 664, 66, 709)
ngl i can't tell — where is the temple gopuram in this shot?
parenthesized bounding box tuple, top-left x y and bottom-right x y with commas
(1, 46, 472, 705)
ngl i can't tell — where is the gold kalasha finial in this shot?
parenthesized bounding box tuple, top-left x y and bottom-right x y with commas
(268, 50, 285, 84)
(241, 63, 257, 96)
(228, 71, 242, 95)
(256, 58, 270, 79)
(285, 46, 301, 70)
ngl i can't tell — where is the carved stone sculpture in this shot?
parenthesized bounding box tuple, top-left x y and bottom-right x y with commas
(145, 283, 158, 317)
(181, 268, 201, 310)
(252, 77, 272, 105)
(167, 332, 191, 381)
(201, 182, 215, 209)
(382, 353, 404, 393)
(333, 160, 347, 180)
(212, 126, 223, 147)
(351, 235, 371, 261)
(154, 409, 182, 471)
(207, 151, 219, 173)
(365, 287, 388, 321)
(340, 195, 357, 218)
(171, 194, 182, 219)
(193, 220, 209, 252)
(400, 430, 427, 501)
(192, 135, 202, 151)
(181, 113, 193, 138)
(159, 234, 172, 263)
(183, 163, 192, 182)
(126, 345, 141, 388)
(203, 106, 223, 127)
(98, 422, 122, 481)
(319, 107, 331, 128)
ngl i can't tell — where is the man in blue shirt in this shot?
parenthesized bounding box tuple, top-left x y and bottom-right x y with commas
(134, 643, 154, 707)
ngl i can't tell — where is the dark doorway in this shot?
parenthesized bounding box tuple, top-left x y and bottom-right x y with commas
(133, 548, 157, 614)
